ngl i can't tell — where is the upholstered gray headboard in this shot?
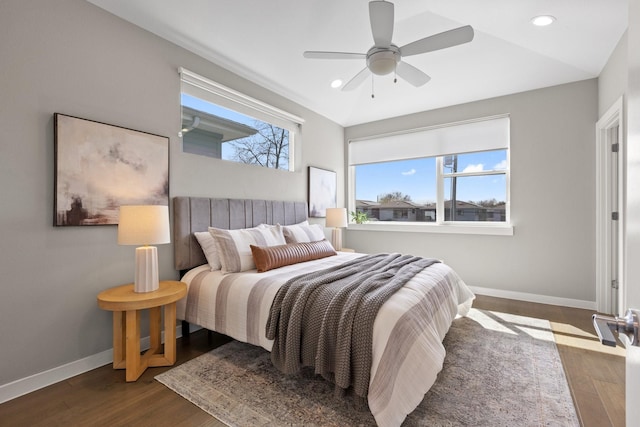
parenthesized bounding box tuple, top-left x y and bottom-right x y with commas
(173, 196, 308, 271)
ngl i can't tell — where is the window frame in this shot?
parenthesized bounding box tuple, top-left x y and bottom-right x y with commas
(437, 150, 509, 224)
(348, 115, 513, 236)
(179, 67, 304, 171)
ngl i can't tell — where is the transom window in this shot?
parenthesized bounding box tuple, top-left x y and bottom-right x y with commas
(179, 68, 303, 171)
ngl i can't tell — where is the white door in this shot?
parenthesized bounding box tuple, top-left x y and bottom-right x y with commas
(596, 100, 624, 315)
(625, 2, 640, 423)
(624, 121, 640, 424)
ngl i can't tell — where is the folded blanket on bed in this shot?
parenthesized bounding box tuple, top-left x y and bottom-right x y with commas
(266, 253, 440, 401)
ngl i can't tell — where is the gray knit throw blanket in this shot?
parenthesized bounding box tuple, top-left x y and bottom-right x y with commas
(265, 253, 440, 403)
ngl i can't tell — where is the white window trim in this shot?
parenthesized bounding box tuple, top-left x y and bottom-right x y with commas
(180, 67, 304, 126)
(347, 222, 514, 236)
(347, 114, 512, 235)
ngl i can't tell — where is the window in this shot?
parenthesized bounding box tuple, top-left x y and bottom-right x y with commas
(355, 157, 436, 222)
(393, 209, 408, 219)
(441, 150, 507, 222)
(349, 116, 511, 234)
(179, 68, 303, 171)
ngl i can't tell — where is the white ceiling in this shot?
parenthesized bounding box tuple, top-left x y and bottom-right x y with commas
(87, 0, 627, 127)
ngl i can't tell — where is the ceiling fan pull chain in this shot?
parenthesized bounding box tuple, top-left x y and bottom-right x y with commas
(371, 75, 375, 98)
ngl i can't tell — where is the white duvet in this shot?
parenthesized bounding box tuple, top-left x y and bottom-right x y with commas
(177, 252, 474, 426)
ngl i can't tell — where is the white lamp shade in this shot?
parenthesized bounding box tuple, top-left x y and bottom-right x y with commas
(118, 205, 170, 246)
(118, 205, 169, 293)
(325, 208, 348, 228)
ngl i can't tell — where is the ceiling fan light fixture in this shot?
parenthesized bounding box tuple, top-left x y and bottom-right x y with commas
(303, 1, 473, 90)
(367, 50, 399, 75)
(531, 15, 556, 26)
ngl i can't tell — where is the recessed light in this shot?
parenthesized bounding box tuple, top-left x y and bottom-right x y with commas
(531, 15, 556, 26)
(331, 79, 343, 89)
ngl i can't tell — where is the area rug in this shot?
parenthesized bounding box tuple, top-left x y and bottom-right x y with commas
(156, 308, 579, 426)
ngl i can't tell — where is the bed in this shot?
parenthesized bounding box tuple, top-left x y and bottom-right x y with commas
(173, 196, 474, 427)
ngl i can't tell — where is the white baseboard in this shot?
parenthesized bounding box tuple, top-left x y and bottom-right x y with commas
(0, 289, 595, 405)
(0, 325, 184, 404)
(470, 286, 597, 310)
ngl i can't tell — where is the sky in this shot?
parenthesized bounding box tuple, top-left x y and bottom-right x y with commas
(183, 94, 251, 126)
(355, 150, 507, 204)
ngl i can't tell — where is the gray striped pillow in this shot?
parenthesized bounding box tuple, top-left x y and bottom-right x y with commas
(209, 225, 286, 273)
(282, 221, 325, 243)
(194, 231, 222, 270)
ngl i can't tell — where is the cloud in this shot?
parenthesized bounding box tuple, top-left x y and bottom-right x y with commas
(494, 160, 507, 170)
(462, 163, 484, 173)
(402, 168, 416, 176)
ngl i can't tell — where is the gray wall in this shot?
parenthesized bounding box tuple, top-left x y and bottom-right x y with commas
(0, 0, 344, 386)
(345, 79, 598, 303)
(599, 31, 628, 117)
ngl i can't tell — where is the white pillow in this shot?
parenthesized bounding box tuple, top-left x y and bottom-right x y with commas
(194, 231, 222, 271)
(282, 221, 325, 243)
(209, 224, 286, 273)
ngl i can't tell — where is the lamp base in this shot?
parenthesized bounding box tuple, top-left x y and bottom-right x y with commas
(134, 246, 159, 293)
(331, 228, 343, 251)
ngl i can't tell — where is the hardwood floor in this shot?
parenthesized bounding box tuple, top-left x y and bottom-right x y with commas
(0, 331, 230, 427)
(0, 295, 625, 426)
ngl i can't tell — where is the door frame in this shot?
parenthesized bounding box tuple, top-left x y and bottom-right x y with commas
(596, 96, 625, 315)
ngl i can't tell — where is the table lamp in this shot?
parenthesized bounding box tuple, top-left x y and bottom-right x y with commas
(325, 207, 348, 251)
(118, 205, 170, 293)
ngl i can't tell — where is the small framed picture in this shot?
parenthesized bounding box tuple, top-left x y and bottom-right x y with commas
(308, 166, 337, 218)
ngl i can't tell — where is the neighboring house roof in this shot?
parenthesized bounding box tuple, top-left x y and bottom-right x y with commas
(444, 200, 482, 209)
(181, 106, 258, 143)
(356, 200, 380, 207)
(356, 199, 425, 209)
(376, 200, 424, 209)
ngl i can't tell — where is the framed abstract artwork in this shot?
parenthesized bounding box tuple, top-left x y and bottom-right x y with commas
(54, 113, 169, 226)
(308, 166, 337, 218)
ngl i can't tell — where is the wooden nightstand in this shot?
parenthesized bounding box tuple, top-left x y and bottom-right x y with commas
(97, 280, 187, 382)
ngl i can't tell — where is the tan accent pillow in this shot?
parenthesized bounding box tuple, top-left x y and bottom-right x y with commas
(250, 239, 337, 272)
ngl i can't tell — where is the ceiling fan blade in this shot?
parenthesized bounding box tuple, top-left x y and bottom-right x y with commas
(369, 0, 394, 48)
(396, 61, 431, 87)
(303, 51, 366, 60)
(342, 67, 372, 91)
(400, 25, 474, 57)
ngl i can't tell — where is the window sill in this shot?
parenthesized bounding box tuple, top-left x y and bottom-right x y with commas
(347, 222, 514, 236)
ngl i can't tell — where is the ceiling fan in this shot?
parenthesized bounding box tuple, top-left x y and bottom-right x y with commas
(303, 0, 474, 91)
